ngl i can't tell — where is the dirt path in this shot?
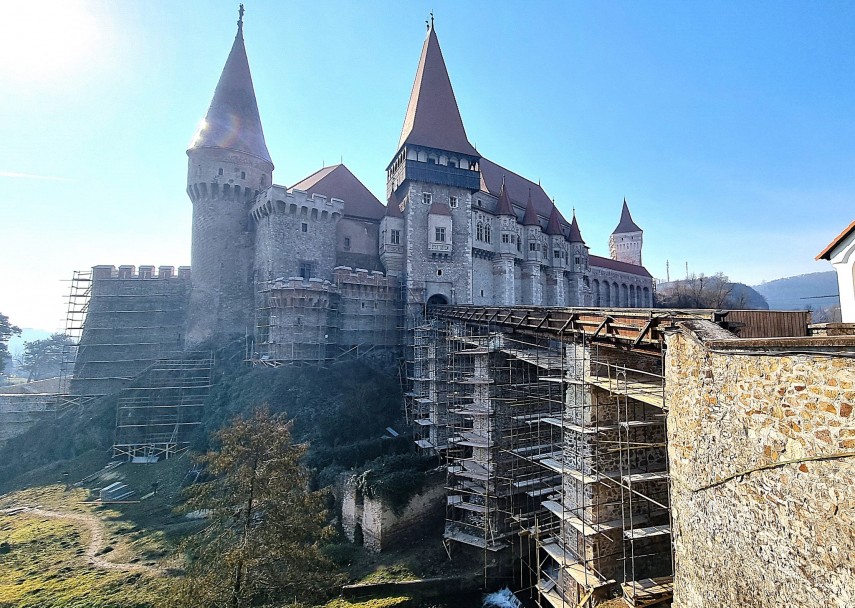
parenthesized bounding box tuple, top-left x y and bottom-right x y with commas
(2, 506, 159, 574)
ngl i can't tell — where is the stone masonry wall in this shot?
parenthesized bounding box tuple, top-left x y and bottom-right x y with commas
(665, 323, 855, 608)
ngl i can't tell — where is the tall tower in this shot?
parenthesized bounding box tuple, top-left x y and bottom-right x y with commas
(386, 20, 481, 311)
(609, 199, 643, 266)
(185, 6, 273, 345)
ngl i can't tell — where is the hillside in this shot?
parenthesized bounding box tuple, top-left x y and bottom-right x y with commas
(753, 271, 839, 311)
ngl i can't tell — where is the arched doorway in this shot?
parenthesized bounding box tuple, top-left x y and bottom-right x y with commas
(426, 294, 449, 306)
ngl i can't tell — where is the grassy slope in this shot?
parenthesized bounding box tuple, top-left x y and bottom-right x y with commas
(0, 359, 465, 607)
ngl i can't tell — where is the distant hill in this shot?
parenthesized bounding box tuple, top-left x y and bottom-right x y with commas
(753, 271, 839, 311)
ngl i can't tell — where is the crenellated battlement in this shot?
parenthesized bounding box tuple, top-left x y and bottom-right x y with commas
(186, 180, 263, 204)
(333, 266, 398, 290)
(92, 265, 191, 280)
(250, 185, 344, 223)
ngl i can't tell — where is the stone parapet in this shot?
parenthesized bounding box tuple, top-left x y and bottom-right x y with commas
(665, 320, 855, 608)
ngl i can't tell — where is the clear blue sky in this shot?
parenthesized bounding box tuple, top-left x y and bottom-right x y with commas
(2, 0, 853, 331)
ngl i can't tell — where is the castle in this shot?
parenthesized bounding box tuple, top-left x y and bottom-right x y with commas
(75, 8, 653, 376)
(185, 10, 653, 360)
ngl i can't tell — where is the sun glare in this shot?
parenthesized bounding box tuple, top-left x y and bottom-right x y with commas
(0, 0, 101, 83)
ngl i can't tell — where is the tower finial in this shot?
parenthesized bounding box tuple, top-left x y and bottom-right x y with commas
(238, 4, 245, 35)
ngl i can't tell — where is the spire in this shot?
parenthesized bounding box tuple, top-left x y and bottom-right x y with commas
(495, 177, 515, 216)
(189, 5, 272, 164)
(612, 198, 642, 234)
(397, 20, 478, 157)
(545, 203, 563, 236)
(522, 189, 539, 226)
(567, 211, 585, 244)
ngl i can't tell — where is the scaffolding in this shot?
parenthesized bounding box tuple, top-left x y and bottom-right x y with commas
(113, 352, 214, 460)
(67, 269, 189, 397)
(415, 309, 674, 606)
(252, 271, 406, 366)
(54, 270, 96, 411)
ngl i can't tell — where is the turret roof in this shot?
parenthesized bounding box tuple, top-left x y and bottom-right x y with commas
(397, 23, 478, 158)
(189, 9, 271, 164)
(479, 158, 570, 227)
(495, 178, 516, 216)
(567, 213, 585, 244)
(545, 204, 564, 236)
(612, 199, 642, 234)
(290, 164, 384, 220)
(522, 190, 540, 226)
(384, 191, 404, 218)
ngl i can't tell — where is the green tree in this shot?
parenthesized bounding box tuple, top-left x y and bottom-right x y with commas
(20, 333, 72, 381)
(0, 313, 21, 378)
(169, 408, 339, 608)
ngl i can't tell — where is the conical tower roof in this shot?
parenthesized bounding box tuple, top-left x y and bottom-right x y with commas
(545, 203, 564, 236)
(397, 22, 478, 157)
(522, 189, 539, 226)
(612, 199, 642, 234)
(495, 178, 516, 217)
(189, 8, 272, 164)
(567, 212, 585, 244)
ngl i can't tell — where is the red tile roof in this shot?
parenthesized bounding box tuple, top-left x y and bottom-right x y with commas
(545, 205, 564, 236)
(429, 202, 452, 216)
(384, 191, 404, 218)
(522, 190, 539, 226)
(290, 164, 384, 221)
(816, 220, 855, 260)
(479, 158, 570, 228)
(567, 214, 585, 244)
(495, 178, 516, 216)
(189, 21, 272, 164)
(612, 199, 642, 234)
(590, 255, 652, 278)
(397, 24, 478, 157)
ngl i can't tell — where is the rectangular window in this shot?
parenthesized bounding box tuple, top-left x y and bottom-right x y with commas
(344, 237, 351, 251)
(240, 171, 246, 179)
(555, 250, 561, 259)
(529, 242, 537, 252)
(502, 234, 510, 244)
(390, 229, 400, 245)
(301, 222, 308, 233)
(299, 261, 314, 279)
(423, 192, 432, 205)
(450, 196, 458, 208)
(435, 227, 446, 242)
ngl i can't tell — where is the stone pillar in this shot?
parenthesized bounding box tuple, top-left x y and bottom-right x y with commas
(523, 261, 543, 305)
(492, 255, 516, 305)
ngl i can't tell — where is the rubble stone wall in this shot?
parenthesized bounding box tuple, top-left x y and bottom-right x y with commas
(665, 326, 855, 608)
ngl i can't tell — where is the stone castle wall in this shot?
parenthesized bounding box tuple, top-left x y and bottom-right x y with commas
(665, 322, 855, 608)
(71, 265, 190, 396)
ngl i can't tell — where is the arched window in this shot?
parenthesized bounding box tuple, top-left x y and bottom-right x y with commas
(629, 285, 635, 307)
(593, 280, 600, 306)
(477, 222, 484, 241)
(603, 282, 611, 306)
(484, 224, 491, 243)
